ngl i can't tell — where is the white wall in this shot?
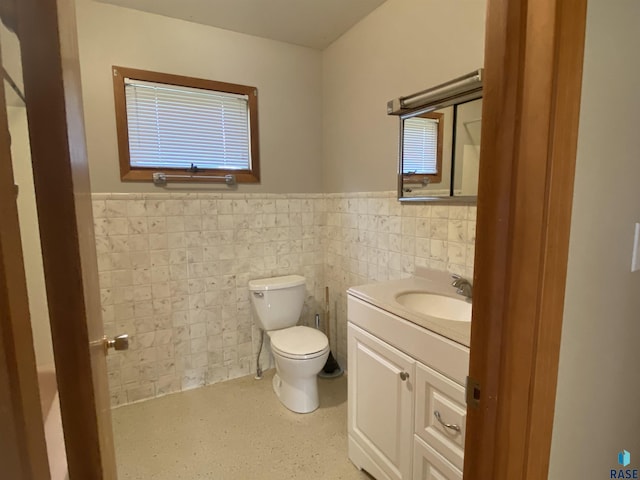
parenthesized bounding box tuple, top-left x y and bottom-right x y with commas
(75, 0, 324, 194)
(322, 0, 486, 193)
(7, 106, 54, 368)
(76, 0, 486, 404)
(76, 0, 487, 195)
(549, 1, 640, 477)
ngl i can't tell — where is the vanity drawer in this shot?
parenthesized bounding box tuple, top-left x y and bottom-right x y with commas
(413, 435, 462, 480)
(414, 362, 466, 471)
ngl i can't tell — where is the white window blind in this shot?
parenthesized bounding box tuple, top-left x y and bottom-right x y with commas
(402, 116, 439, 174)
(125, 78, 251, 170)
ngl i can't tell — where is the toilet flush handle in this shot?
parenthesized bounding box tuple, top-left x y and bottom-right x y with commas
(253, 292, 264, 298)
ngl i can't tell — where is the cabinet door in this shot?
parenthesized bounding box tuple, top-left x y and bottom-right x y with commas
(413, 435, 462, 480)
(348, 323, 415, 480)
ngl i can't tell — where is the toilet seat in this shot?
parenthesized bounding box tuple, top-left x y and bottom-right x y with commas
(272, 344, 330, 361)
(270, 326, 329, 360)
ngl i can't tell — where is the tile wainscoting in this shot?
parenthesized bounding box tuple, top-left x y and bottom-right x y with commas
(93, 192, 475, 407)
(323, 193, 476, 368)
(93, 192, 326, 407)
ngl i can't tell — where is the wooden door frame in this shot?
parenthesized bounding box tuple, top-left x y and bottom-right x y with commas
(11, 0, 118, 478)
(0, 10, 50, 478)
(463, 0, 588, 479)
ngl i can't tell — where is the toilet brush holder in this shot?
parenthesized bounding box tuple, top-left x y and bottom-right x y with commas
(318, 351, 343, 378)
(317, 289, 344, 379)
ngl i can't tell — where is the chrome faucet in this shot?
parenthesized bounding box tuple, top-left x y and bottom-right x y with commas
(451, 274, 473, 300)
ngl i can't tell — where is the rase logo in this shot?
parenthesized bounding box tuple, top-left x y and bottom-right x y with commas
(611, 450, 638, 479)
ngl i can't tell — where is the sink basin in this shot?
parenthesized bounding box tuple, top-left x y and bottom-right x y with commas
(395, 292, 472, 322)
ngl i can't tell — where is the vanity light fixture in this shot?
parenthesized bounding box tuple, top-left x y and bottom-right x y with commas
(387, 69, 483, 116)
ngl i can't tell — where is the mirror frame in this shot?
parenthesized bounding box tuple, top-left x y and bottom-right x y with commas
(388, 69, 483, 203)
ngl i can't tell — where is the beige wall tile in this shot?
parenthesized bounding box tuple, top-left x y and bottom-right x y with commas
(97, 192, 474, 407)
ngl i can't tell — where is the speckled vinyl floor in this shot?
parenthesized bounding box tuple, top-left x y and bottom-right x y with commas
(112, 369, 373, 479)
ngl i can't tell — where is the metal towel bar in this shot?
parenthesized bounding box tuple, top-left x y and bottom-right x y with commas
(152, 172, 236, 186)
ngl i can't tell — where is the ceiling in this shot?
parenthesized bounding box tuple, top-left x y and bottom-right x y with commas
(94, 0, 387, 50)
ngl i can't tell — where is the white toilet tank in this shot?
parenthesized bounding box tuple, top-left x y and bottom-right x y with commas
(248, 275, 306, 331)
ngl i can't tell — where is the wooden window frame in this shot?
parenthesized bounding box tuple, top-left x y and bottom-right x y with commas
(402, 111, 444, 184)
(112, 66, 260, 183)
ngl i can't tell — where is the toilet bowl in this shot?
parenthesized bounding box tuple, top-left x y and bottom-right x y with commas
(248, 275, 329, 413)
(269, 326, 330, 413)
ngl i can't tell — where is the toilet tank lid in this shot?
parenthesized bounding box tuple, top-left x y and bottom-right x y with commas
(248, 275, 305, 291)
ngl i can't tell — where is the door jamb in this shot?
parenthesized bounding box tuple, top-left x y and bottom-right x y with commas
(0, 18, 50, 478)
(15, 0, 117, 477)
(463, 0, 588, 478)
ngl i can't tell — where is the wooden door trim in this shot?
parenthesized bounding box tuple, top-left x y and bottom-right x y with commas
(463, 0, 587, 478)
(16, 0, 117, 478)
(0, 25, 50, 479)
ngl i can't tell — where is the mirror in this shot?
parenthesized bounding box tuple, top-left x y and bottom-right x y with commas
(389, 69, 483, 202)
(399, 98, 482, 201)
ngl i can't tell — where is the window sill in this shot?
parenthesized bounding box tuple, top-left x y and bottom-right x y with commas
(402, 173, 443, 184)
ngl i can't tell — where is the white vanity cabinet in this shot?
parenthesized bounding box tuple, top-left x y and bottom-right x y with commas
(348, 323, 415, 480)
(347, 295, 470, 480)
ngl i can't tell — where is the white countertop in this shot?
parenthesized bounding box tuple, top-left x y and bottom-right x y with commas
(347, 272, 472, 347)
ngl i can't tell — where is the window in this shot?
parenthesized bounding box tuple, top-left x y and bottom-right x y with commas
(112, 66, 260, 183)
(401, 112, 443, 183)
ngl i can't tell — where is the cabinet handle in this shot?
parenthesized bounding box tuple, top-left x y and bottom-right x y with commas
(434, 410, 461, 432)
(399, 371, 410, 381)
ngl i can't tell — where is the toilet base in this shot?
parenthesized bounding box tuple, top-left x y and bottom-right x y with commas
(272, 372, 320, 414)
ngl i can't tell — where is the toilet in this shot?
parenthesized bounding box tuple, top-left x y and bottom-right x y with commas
(248, 275, 329, 413)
